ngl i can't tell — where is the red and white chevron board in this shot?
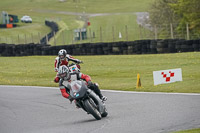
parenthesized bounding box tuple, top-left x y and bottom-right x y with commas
(153, 68, 183, 85)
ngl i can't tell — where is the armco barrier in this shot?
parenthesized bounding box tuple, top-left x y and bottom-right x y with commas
(0, 39, 199, 56)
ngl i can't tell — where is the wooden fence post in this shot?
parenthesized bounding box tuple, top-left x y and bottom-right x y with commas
(154, 25, 158, 40)
(125, 25, 128, 41)
(31, 33, 34, 43)
(80, 29, 82, 42)
(139, 25, 143, 39)
(62, 31, 65, 45)
(89, 28, 92, 43)
(38, 32, 41, 44)
(24, 34, 27, 44)
(100, 26, 102, 42)
(112, 26, 115, 42)
(46, 35, 48, 44)
(54, 31, 56, 45)
(170, 23, 174, 39)
(186, 23, 190, 40)
(18, 35, 20, 44)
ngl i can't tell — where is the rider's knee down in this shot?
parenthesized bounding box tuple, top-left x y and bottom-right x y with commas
(94, 83, 99, 87)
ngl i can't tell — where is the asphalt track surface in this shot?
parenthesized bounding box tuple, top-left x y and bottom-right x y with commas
(0, 86, 200, 133)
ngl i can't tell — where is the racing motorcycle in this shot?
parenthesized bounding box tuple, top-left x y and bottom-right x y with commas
(66, 63, 108, 120)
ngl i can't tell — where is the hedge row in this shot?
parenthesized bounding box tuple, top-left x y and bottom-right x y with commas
(0, 39, 200, 56)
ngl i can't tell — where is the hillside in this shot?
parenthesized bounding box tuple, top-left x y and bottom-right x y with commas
(0, 0, 154, 44)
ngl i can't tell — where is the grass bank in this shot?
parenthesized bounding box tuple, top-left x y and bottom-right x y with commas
(173, 128, 200, 133)
(0, 0, 154, 44)
(0, 52, 200, 93)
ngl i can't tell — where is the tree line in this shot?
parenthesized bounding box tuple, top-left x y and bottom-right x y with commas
(148, 0, 200, 38)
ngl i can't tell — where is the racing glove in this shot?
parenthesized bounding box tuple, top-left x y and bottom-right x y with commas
(68, 95, 74, 104)
(77, 60, 83, 64)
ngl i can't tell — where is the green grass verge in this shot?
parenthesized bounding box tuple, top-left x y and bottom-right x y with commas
(0, 52, 200, 93)
(0, 23, 51, 44)
(54, 14, 146, 45)
(173, 128, 200, 133)
(87, 14, 151, 43)
(0, 0, 153, 14)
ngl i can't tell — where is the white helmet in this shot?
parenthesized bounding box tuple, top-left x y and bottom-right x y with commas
(58, 66, 70, 80)
(58, 49, 67, 60)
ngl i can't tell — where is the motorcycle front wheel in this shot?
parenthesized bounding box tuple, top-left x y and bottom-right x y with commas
(101, 107, 108, 117)
(84, 99, 102, 120)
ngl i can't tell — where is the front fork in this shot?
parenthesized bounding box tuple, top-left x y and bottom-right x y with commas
(76, 99, 88, 112)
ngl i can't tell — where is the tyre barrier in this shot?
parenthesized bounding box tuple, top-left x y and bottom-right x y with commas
(40, 21, 59, 44)
(0, 39, 199, 56)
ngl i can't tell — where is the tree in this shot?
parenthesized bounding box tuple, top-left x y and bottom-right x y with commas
(148, 0, 200, 39)
(148, 0, 178, 25)
(148, 0, 179, 38)
(170, 0, 200, 35)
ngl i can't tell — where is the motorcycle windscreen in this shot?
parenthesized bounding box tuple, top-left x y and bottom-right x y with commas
(70, 81, 87, 99)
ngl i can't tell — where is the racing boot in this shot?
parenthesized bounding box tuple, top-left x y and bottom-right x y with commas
(101, 95, 107, 101)
(93, 83, 107, 101)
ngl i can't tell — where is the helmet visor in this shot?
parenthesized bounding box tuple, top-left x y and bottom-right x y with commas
(59, 73, 67, 78)
(59, 55, 65, 60)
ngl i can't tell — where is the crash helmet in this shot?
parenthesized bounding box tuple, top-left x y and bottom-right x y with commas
(58, 49, 67, 60)
(58, 65, 70, 80)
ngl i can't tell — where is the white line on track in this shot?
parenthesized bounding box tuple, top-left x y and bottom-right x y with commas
(1, 85, 200, 96)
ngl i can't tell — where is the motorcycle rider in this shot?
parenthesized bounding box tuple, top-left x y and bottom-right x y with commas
(54, 49, 82, 83)
(58, 65, 107, 103)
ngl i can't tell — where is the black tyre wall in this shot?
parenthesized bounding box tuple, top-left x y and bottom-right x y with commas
(1, 39, 200, 56)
